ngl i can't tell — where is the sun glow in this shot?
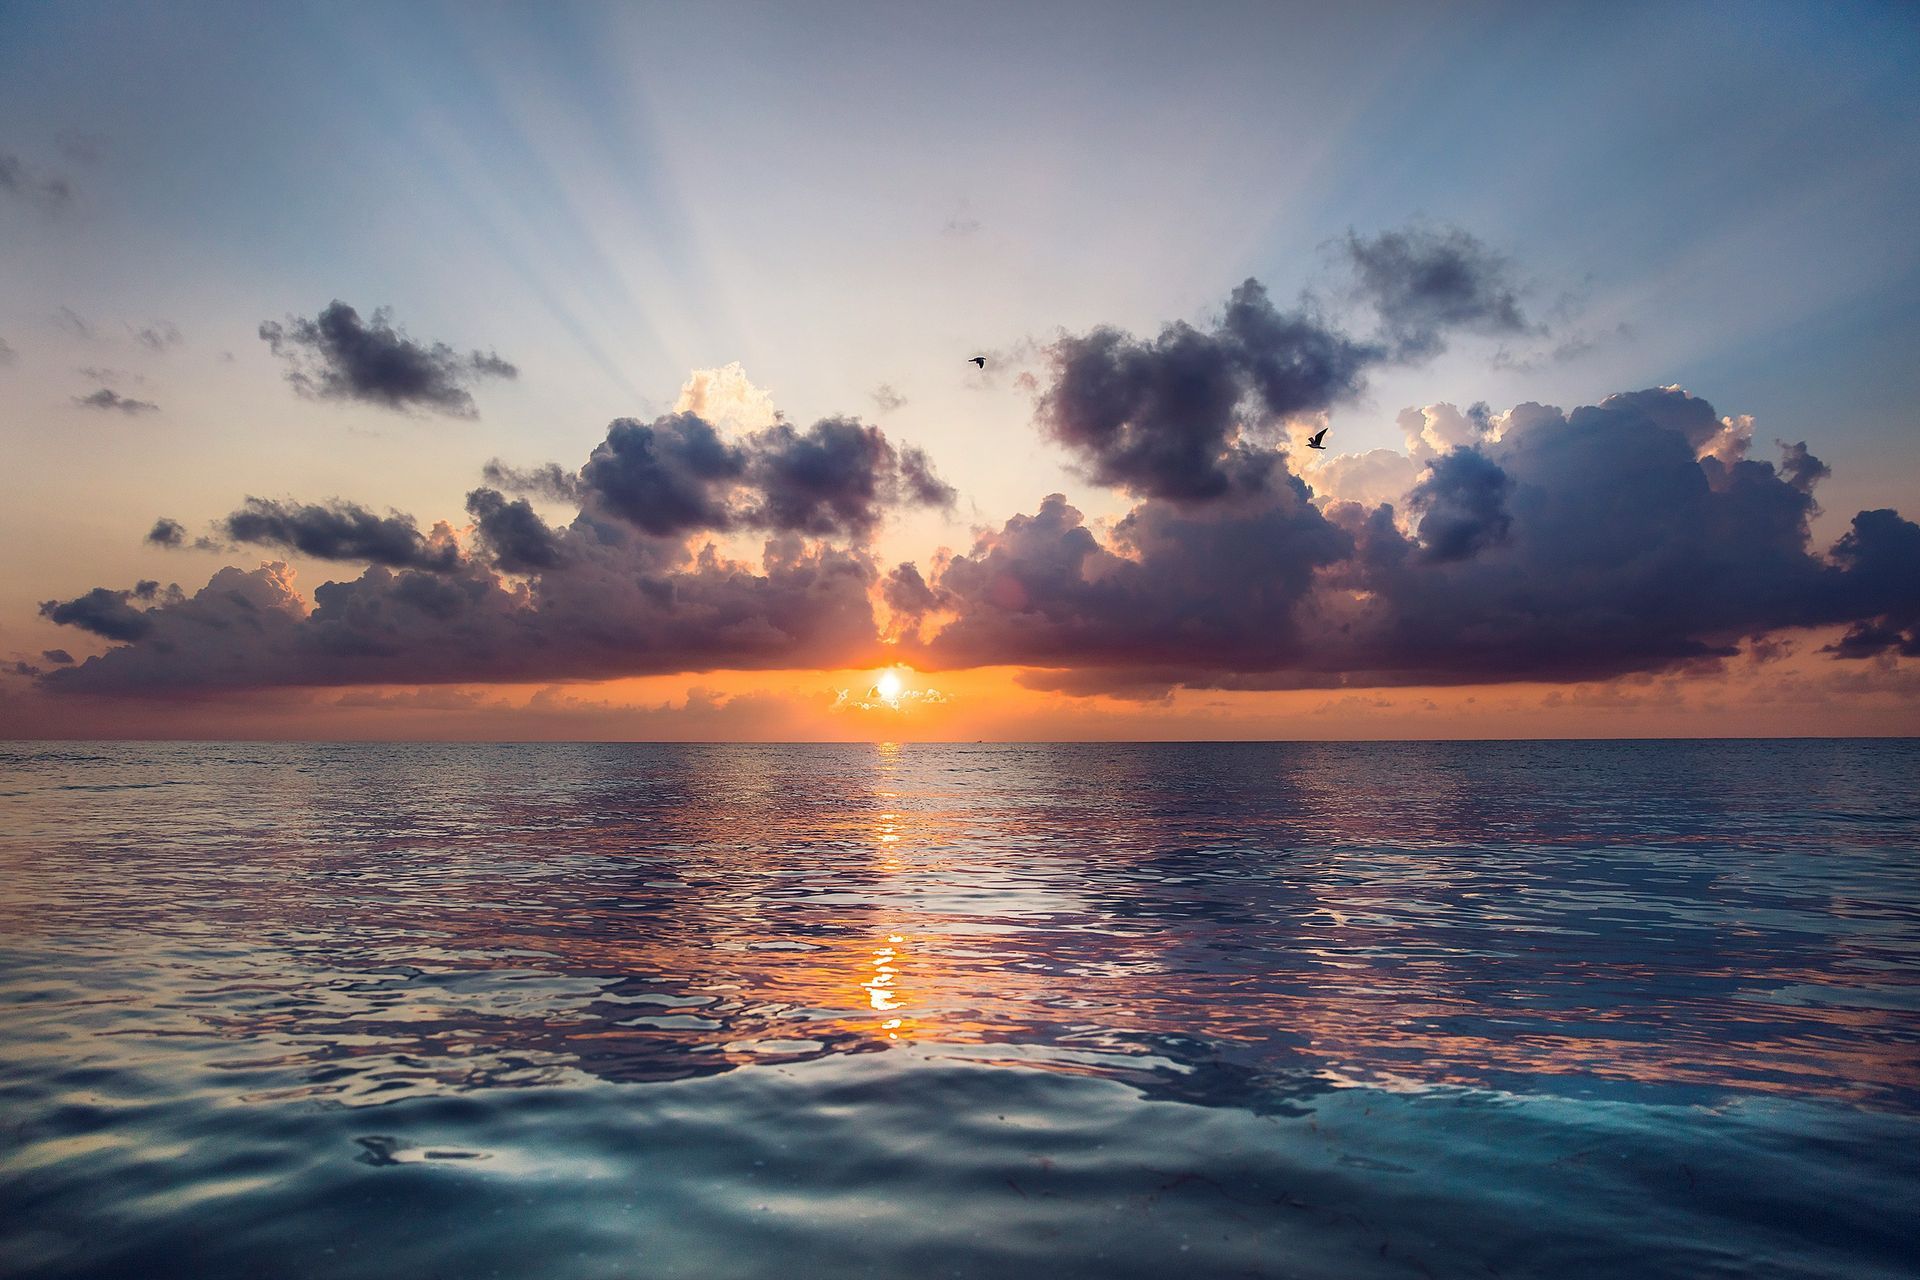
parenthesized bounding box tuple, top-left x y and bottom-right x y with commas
(874, 670, 904, 705)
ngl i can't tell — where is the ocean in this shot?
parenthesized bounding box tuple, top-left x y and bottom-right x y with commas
(1, 740, 1915, 1278)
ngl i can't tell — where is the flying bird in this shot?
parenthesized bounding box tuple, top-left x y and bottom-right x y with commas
(968, 356, 986, 368)
(1306, 428, 1329, 450)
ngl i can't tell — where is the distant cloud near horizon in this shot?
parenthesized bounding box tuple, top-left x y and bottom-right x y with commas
(258, 301, 516, 417)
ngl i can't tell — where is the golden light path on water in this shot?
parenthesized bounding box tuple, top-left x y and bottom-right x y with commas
(2, 741, 1918, 1280)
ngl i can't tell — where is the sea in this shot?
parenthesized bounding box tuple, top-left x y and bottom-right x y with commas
(1, 740, 1916, 1279)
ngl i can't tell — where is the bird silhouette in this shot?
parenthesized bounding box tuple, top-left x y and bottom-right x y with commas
(1306, 428, 1329, 450)
(968, 356, 986, 368)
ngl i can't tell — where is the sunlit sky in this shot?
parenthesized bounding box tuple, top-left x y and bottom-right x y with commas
(2, 1, 1917, 739)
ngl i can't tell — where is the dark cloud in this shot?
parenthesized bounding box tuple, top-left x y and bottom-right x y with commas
(146, 517, 186, 547)
(903, 387, 1920, 692)
(1036, 279, 1383, 502)
(41, 649, 75, 665)
(258, 301, 516, 417)
(35, 399, 957, 692)
(579, 412, 955, 540)
(1404, 447, 1512, 562)
(39, 586, 158, 641)
(75, 388, 159, 414)
(41, 538, 884, 694)
(10, 661, 43, 678)
(482, 459, 584, 503)
(580, 414, 747, 537)
(465, 488, 562, 573)
(0, 152, 72, 209)
(899, 446, 957, 509)
(882, 561, 942, 622)
(745, 418, 952, 537)
(1344, 226, 1530, 358)
(221, 498, 461, 572)
(1777, 440, 1831, 495)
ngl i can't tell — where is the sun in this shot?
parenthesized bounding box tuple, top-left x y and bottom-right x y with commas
(874, 670, 904, 705)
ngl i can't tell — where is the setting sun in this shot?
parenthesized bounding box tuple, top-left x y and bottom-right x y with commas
(874, 670, 904, 705)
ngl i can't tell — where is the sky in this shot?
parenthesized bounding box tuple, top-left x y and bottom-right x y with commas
(1, 0, 1917, 740)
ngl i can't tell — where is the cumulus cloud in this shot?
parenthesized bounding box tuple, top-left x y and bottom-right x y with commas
(1404, 447, 1512, 562)
(74, 387, 158, 414)
(1039, 280, 1375, 502)
(465, 488, 562, 573)
(37, 376, 956, 692)
(1034, 239, 1536, 506)
(579, 411, 955, 541)
(38, 582, 168, 642)
(673, 362, 777, 432)
(221, 498, 461, 572)
(901, 386, 1920, 693)
(40, 538, 884, 694)
(258, 301, 516, 417)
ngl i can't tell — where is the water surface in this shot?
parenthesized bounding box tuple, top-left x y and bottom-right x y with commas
(2, 741, 1916, 1277)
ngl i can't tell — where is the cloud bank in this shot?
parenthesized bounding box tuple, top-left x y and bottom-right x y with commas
(30, 242, 1920, 704)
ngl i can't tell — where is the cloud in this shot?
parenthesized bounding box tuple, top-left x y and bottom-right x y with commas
(258, 301, 516, 417)
(673, 362, 777, 432)
(37, 379, 956, 693)
(52, 307, 94, 340)
(902, 386, 1920, 692)
(1038, 279, 1376, 501)
(1031, 239, 1530, 506)
(41, 537, 885, 693)
(465, 488, 562, 573)
(38, 582, 167, 642)
(744, 418, 952, 537)
(580, 413, 748, 537)
(0, 152, 72, 210)
(0, 337, 15, 366)
(221, 498, 461, 572)
(132, 321, 183, 352)
(1404, 447, 1512, 562)
(40, 649, 74, 665)
(74, 387, 158, 414)
(481, 459, 584, 503)
(1343, 226, 1530, 359)
(146, 517, 186, 547)
(579, 411, 955, 540)
(871, 384, 907, 413)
